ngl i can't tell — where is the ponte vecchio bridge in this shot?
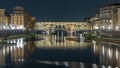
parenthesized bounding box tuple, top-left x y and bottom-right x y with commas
(34, 22, 91, 35)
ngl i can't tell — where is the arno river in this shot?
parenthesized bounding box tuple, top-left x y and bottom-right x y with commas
(0, 35, 119, 68)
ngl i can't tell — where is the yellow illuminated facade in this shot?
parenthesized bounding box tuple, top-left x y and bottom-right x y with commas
(5, 16, 9, 27)
(0, 9, 9, 29)
(90, 13, 100, 30)
(11, 6, 35, 30)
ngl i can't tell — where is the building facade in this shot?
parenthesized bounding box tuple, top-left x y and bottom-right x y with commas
(10, 6, 35, 30)
(0, 9, 9, 29)
(84, 13, 100, 30)
(90, 13, 100, 30)
(99, 3, 120, 31)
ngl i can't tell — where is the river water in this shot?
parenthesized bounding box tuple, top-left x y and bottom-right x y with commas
(0, 35, 119, 68)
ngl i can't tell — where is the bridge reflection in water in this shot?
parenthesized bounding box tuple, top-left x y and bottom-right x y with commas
(0, 36, 119, 68)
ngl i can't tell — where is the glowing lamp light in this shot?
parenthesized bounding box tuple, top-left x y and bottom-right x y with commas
(115, 26, 119, 30)
(16, 25, 23, 29)
(108, 26, 111, 30)
(108, 65, 111, 68)
(11, 27, 15, 29)
(3, 25, 6, 29)
(10, 23, 15, 30)
(94, 26, 98, 29)
(19, 25, 23, 29)
(102, 45, 104, 55)
(102, 26, 105, 29)
(16, 26, 19, 29)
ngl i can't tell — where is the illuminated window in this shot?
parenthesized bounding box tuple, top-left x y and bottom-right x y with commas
(109, 20, 112, 23)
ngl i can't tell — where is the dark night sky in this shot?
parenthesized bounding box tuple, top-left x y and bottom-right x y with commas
(0, 0, 120, 21)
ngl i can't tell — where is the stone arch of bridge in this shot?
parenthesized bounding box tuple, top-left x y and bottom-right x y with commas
(43, 23, 79, 35)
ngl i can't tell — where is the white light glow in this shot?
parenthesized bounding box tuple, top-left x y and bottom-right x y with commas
(14, 40, 16, 43)
(55, 62, 59, 66)
(10, 23, 15, 30)
(92, 64, 98, 68)
(7, 41, 9, 44)
(16, 25, 23, 29)
(94, 26, 98, 29)
(115, 26, 119, 30)
(19, 25, 23, 29)
(10, 46, 13, 53)
(116, 48, 118, 60)
(3, 46, 6, 56)
(102, 26, 105, 29)
(3, 25, 6, 29)
(17, 44, 20, 48)
(92, 40, 96, 44)
(10, 41, 13, 44)
(20, 43, 23, 48)
(102, 65, 106, 68)
(93, 40, 96, 53)
(80, 62, 84, 68)
(108, 48, 112, 59)
(64, 62, 68, 67)
(108, 26, 111, 30)
(17, 39, 20, 44)
(93, 44, 96, 53)
(108, 65, 111, 68)
(102, 45, 105, 55)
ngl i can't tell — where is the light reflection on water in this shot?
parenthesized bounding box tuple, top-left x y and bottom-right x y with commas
(0, 36, 119, 68)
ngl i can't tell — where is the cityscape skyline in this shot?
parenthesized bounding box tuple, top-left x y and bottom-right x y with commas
(1, 0, 120, 21)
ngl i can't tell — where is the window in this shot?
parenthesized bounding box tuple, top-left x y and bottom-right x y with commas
(12, 14, 14, 16)
(20, 23, 22, 25)
(16, 20, 19, 23)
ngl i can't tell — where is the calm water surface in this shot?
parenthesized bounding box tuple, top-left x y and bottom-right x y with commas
(0, 35, 119, 68)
